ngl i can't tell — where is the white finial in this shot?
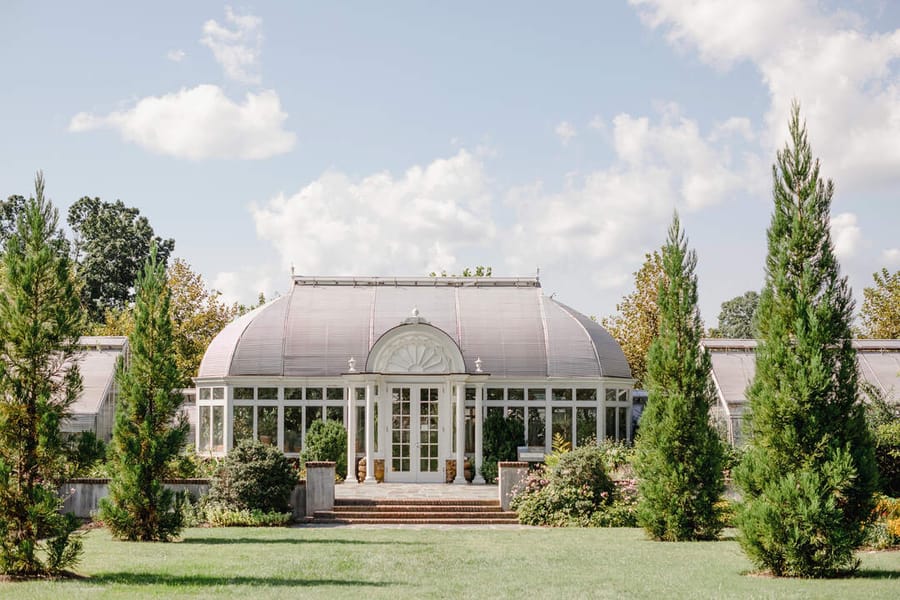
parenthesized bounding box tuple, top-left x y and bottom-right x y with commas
(411, 306, 419, 318)
(348, 357, 356, 372)
(290, 263, 295, 276)
(475, 356, 483, 373)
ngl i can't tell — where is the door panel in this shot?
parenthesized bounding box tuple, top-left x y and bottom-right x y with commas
(389, 385, 442, 482)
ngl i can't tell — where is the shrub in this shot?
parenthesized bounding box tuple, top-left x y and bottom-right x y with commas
(209, 440, 297, 513)
(864, 495, 900, 550)
(205, 505, 292, 527)
(512, 445, 620, 527)
(166, 449, 220, 479)
(873, 421, 900, 497)
(300, 420, 348, 480)
(63, 431, 106, 477)
(480, 460, 498, 485)
(481, 412, 525, 483)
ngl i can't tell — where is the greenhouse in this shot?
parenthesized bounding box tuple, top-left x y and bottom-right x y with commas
(195, 276, 634, 483)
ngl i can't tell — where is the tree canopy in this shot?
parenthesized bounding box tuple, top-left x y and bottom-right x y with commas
(602, 251, 663, 388)
(859, 268, 900, 339)
(709, 291, 759, 338)
(68, 197, 174, 322)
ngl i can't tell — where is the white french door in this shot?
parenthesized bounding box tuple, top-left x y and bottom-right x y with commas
(388, 385, 442, 482)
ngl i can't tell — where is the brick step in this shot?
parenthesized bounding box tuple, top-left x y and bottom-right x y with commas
(322, 510, 518, 520)
(335, 498, 499, 507)
(333, 504, 504, 513)
(314, 517, 521, 525)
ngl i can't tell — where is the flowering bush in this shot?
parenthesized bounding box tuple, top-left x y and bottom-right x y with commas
(865, 495, 900, 550)
(511, 445, 637, 527)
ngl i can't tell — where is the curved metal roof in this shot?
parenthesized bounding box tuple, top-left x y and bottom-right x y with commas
(198, 277, 632, 380)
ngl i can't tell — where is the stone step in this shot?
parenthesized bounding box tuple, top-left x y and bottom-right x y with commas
(335, 498, 499, 507)
(333, 504, 503, 513)
(314, 517, 521, 525)
(321, 510, 518, 520)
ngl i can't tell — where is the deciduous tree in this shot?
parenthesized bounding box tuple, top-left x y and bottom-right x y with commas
(859, 268, 900, 339)
(635, 214, 724, 541)
(602, 252, 663, 388)
(0, 173, 85, 576)
(99, 245, 187, 542)
(710, 291, 759, 338)
(734, 103, 877, 577)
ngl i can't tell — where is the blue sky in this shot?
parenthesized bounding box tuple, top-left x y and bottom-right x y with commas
(2, 1, 898, 326)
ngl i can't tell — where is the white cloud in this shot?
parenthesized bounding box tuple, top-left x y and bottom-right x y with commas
(629, 0, 900, 189)
(883, 248, 900, 265)
(69, 84, 296, 160)
(201, 6, 263, 84)
(555, 121, 577, 145)
(212, 270, 273, 306)
(831, 212, 861, 259)
(588, 115, 606, 132)
(251, 150, 496, 276)
(166, 49, 186, 62)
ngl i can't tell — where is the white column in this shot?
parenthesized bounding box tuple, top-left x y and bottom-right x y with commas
(474, 382, 485, 484)
(345, 386, 357, 484)
(453, 382, 466, 484)
(364, 383, 376, 484)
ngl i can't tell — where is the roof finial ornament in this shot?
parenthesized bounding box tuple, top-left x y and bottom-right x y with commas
(348, 356, 356, 372)
(290, 263, 295, 276)
(411, 306, 419, 318)
(475, 356, 483, 373)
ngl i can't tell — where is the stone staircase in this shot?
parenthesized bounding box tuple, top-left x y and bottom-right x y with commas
(312, 498, 520, 525)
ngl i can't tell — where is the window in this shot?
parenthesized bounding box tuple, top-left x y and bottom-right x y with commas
(487, 406, 503, 420)
(199, 388, 211, 401)
(552, 407, 572, 446)
(306, 388, 323, 401)
(508, 388, 525, 402)
(527, 407, 546, 447)
(326, 387, 344, 401)
(257, 406, 277, 445)
(212, 406, 224, 450)
(326, 406, 344, 423)
(258, 387, 278, 400)
(233, 406, 253, 447)
(528, 388, 545, 403)
(356, 405, 366, 453)
(199, 406, 211, 451)
(212, 388, 224, 400)
(618, 407, 628, 441)
(507, 406, 524, 423)
(576, 407, 597, 446)
(234, 387, 253, 400)
(605, 407, 616, 439)
(552, 388, 572, 402)
(285, 387, 302, 401)
(305, 406, 322, 431)
(284, 407, 302, 453)
(576, 389, 597, 402)
(486, 388, 504, 401)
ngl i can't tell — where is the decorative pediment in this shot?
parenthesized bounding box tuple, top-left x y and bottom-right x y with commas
(367, 322, 465, 374)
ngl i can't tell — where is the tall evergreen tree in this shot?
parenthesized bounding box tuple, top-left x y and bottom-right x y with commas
(99, 245, 188, 541)
(0, 172, 85, 576)
(634, 214, 724, 541)
(734, 103, 877, 577)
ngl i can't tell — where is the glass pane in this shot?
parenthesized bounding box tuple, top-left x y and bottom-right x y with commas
(464, 406, 475, 453)
(618, 389, 629, 403)
(528, 389, 546, 402)
(487, 388, 504, 401)
(391, 388, 411, 472)
(199, 388, 211, 401)
(552, 388, 572, 402)
(305, 406, 322, 431)
(466, 387, 476, 402)
(576, 389, 597, 402)
(552, 407, 572, 446)
(618, 407, 628, 441)
(508, 388, 524, 402)
(284, 407, 303, 453)
(527, 407, 545, 447)
(487, 406, 503, 420)
(258, 387, 278, 400)
(212, 406, 224, 450)
(605, 389, 617, 403)
(419, 388, 439, 473)
(233, 406, 253, 447)
(285, 387, 302, 400)
(257, 406, 277, 445)
(306, 388, 323, 401)
(452, 400, 457, 453)
(355, 387, 366, 401)
(507, 406, 524, 424)
(234, 387, 253, 400)
(576, 407, 597, 447)
(606, 407, 616, 439)
(374, 402, 379, 453)
(326, 387, 344, 401)
(199, 406, 210, 451)
(356, 405, 365, 453)
(326, 406, 344, 423)
(212, 387, 224, 400)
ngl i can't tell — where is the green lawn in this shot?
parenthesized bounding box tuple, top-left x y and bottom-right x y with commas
(6, 527, 898, 599)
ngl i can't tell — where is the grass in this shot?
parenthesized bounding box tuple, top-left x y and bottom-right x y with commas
(5, 527, 898, 599)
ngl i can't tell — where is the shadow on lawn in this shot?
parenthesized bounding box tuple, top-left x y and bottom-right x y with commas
(181, 537, 425, 546)
(89, 573, 396, 588)
(847, 569, 900, 580)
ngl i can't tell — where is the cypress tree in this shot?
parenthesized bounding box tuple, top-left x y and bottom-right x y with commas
(99, 245, 187, 541)
(635, 214, 725, 541)
(0, 172, 85, 576)
(734, 103, 877, 577)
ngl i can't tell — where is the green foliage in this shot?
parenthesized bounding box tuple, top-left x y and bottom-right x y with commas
(512, 445, 622, 527)
(634, 214, 725, 542)
(479, 460, 498, 484)
(863, 495, 900, 550)
(859, 268, 900, 339)
(712, 291, 759, 338)
(300, 419, 348, 480)
(210, 440, 297, 513)
(165, 449, 220, 480)
(99, 245, 188, 542)
(68, 196, 174, 322)
(0, 173, 85, 576)
(204, 505, 292, 527)
(481, 412, 524, 483)
(63, 431, 107, 478)
(734, 103, 878, 577)
(428, 265, 492, 277)
(873, 421, 900, 497)
(602, 251, 664, 388)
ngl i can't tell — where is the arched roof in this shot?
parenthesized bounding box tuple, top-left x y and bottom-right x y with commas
(198, 277, 632, 380)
